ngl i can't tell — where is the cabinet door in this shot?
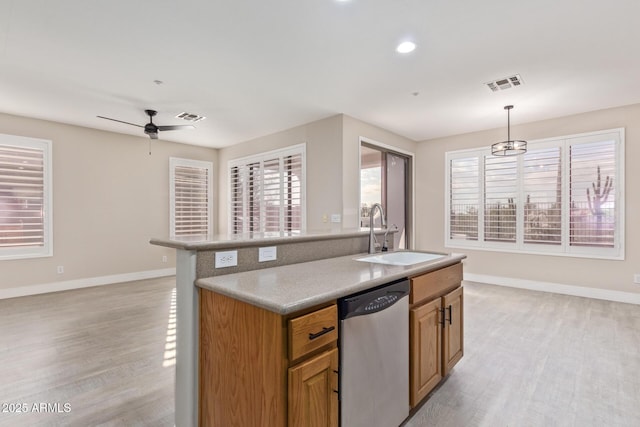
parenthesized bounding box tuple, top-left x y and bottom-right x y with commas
(288, 348, 338, 427)
(410, 298, 443, 407)
(442, 286, 464, 376)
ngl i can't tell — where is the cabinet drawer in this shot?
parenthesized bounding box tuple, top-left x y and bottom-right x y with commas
(410, 263, 462, 305)
(289, 305, 338, 361)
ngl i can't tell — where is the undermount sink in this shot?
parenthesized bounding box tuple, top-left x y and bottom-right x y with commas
(356, 251, 445, 266)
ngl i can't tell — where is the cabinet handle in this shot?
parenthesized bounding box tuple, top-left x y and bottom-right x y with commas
(448, 305, 453, 325)
(308, 326, 335, 340)
(440, 308, 446, 327)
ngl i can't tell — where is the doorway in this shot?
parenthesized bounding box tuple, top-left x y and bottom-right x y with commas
(360, 141, 412, 249)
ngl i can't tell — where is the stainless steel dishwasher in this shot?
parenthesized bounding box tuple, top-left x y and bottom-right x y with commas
(339, 278, 410, 427)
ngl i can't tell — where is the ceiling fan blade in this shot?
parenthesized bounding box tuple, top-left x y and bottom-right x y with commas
(97, 116, 144, 128)
(149, 133, 159, 140)
(156, 125, 196, 131)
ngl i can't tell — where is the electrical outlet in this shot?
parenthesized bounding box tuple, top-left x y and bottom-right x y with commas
(634, 274, 640, 284)
(322, 214, 328, 223)
(259, 246, 277, 262)
(215, 250, 238, 268)
(162, 255, 168, 263)
(57, 266, 64, 274)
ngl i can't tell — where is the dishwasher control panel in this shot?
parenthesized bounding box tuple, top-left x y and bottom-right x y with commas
(364, 294, 399, 311)
(339, 278, 409, 319)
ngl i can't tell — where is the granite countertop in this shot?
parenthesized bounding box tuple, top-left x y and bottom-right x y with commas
(196, 251, 466, 315)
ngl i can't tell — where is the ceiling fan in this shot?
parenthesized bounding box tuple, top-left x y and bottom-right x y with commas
(97, 109, 195, 139)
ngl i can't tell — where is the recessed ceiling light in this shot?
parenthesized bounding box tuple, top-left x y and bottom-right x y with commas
(396, 41, 416, 54)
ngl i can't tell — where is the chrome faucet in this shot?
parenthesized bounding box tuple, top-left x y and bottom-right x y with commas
(368, 203, 387, 254)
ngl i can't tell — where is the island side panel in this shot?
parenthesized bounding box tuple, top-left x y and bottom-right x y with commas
(194, 232, 392, 279)
(199, 289, 288, 427)
(176, 249, 199, 427)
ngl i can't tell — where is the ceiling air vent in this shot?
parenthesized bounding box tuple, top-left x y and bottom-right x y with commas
(485, 74, 524, 92)
(176, 112, 206, 122)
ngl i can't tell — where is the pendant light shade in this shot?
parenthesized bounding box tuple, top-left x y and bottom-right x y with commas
(491, 105, 527, 156)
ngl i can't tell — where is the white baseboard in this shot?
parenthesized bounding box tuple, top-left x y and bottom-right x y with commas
(0, 268, 176, 300)
(464, 273, 640, 305)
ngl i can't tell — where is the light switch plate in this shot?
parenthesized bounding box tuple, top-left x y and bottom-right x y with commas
(215, 250, 238, 268)
(259, 246, 277, 262)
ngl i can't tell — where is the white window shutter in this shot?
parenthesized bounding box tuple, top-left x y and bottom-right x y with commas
(263, 157, 281, 232)
(449, 157, 479, 241)
(229, 144, 305, 235)
(284, 153, 303, 232)
(523, 146, 562, 245)
(170, 158, 213, 237)
(444, 128, 623, 260)
(569, 140, 616, 248)
(0, 134, 52, 260)
(0, 145, 45, 247)
(484, 155, 517, 243)
(230, 165, 245, 234)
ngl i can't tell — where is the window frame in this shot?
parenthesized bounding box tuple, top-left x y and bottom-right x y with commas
(169, 157, 214, 238)
(228, 143, 306, 235)
(0, 133, 53, 261)
(444, 128, 624, 260)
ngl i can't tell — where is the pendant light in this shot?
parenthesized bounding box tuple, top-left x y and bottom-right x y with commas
(491, 105, 527, 156)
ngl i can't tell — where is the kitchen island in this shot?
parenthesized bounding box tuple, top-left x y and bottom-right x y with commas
(151, 230, 465, 426)
(197, 251, 464, 315)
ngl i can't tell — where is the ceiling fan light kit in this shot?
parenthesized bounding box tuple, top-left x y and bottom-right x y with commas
(491, 105, 527, 156)
(144, 109, 159, 139)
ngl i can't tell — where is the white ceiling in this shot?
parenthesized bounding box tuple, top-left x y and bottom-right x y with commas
(1, 0, 639, 148)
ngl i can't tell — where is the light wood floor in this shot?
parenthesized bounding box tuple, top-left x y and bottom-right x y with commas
(0, 277, 176, 427)
(406, 282, 640, 427)
(1, 279, 639, 426)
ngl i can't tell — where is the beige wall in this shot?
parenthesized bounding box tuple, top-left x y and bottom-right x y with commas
(0, 112, 217, 290)
(217, 114, 343, 234)
(10, 103, 635, 296)
(415, 103, 640, 295)
(216, 114, 418, 235)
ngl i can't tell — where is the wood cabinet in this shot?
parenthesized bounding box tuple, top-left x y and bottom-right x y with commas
(288, 348, 338, 427)
(409, 263, 464, 408)
(288, 306, 339, 427)
(410, 297, 442, 406)
(442, 286, 463, 376)
(199, 289, 338, 427)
